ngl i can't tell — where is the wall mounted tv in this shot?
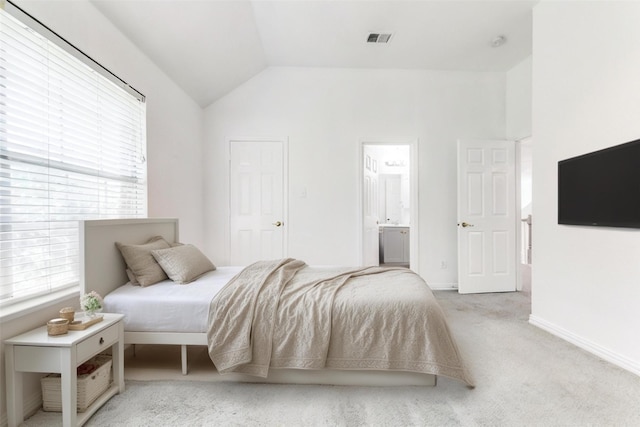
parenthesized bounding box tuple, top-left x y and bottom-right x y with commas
(558, 138, 640, 229)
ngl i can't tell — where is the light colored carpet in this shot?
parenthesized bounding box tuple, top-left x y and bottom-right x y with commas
(22, 291, 640, 426)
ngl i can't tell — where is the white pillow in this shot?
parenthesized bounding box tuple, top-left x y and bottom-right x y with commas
(151, 244, 216, 284)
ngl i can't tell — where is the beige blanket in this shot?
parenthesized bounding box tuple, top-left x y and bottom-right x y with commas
(207, 259, 474, 386)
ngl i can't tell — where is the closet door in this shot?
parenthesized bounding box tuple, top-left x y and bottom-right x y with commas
(229, 139, 286, 265)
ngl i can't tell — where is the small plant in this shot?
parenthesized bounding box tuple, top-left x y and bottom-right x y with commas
(80, 291, 103, 315)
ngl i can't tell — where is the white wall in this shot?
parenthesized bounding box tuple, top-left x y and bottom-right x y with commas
(506, 55, 532, 141)
(0, 1, 205, 421)
(204, 67, 505, 287)
(531, 2, 640, 375)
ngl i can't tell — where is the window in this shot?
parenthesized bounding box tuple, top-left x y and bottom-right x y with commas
(0, 4, 147, 309)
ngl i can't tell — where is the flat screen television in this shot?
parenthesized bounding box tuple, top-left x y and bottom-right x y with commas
(558, 138, 640, 229)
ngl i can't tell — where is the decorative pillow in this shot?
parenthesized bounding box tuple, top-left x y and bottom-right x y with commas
(115, 236, 171, 287)
(151, 244, 216, 284)
(125, 269, 139, 286)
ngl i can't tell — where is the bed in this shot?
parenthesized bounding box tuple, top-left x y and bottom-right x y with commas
(80, 218, 474, 387)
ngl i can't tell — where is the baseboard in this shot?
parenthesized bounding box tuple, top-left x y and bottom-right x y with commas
(529, 314, 640, 377)
(0, 390, 41, 427)
(429, 282, 458, 291)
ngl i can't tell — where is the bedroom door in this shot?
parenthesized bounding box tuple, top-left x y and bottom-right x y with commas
(229, 139, 286, 265)
(457, 139, 516, 293)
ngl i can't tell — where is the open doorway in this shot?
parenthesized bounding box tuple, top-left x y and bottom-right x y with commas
(360, 141, 419, 271)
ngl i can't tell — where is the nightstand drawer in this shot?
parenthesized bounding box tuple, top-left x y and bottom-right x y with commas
(76, 323, 119, 363)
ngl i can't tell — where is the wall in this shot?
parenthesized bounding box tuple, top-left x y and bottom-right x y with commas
(0, 0, 205, 422)
(506, 55, 532, 141)
(530, 1, 640, 375)
(204, 67, 505, 287)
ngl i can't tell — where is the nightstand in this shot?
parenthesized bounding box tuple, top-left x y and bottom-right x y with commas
(4, 313, 125, 427)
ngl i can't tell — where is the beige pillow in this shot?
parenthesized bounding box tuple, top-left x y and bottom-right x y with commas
(125, 269, 139, 286)
(151, 244, 216, 284)
(115, 236, 171, 287)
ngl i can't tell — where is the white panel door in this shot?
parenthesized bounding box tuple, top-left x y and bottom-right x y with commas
(363, 149, 379, 266)
(229, 140, 285, 266)
(457, 140, 516, 293)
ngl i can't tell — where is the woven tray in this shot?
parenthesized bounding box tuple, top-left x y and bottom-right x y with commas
(41, 355, 112, 412)
(68, 315, 103, 330)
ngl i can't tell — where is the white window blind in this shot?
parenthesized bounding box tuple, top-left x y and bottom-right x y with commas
(0, 5, 147, 307)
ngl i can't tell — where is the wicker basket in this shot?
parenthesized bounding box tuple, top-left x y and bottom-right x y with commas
(41, 355, 112, 412)
(58, 307, 75, 322)
(47, 318, 69, 336)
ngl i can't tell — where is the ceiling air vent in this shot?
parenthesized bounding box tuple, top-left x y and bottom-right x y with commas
(367, 32, 393, 43)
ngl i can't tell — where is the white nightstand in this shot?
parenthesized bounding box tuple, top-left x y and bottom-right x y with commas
(4, 313, 125, 427)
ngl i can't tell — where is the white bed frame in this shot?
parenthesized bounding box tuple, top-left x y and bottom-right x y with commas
(80, 218, 436, 386)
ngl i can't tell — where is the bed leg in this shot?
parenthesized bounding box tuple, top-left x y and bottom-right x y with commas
(181, 345, 188, 375)
(132, 344, 136, 357)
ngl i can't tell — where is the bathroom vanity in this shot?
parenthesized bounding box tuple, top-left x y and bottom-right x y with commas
(379, 225, 410, 267)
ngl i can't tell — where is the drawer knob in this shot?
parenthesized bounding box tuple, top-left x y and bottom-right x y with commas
(99, 337, 104, 345)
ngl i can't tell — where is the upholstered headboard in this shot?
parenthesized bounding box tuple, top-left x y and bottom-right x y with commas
(80, 218, 179, 298)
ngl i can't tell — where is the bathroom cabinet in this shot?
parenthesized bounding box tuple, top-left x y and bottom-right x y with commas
(379, 226, 409, 266)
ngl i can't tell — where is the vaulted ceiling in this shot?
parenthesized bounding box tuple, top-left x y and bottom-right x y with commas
(91, 0, 536, 108)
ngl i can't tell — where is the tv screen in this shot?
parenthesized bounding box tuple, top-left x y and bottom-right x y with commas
(558, 138, 640, 228)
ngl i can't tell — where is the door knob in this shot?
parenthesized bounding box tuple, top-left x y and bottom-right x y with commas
(458, 222, 474, 228)
(272, 221, 283, 227)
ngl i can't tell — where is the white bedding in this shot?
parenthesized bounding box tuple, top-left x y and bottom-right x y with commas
(104, 267, 242, 333)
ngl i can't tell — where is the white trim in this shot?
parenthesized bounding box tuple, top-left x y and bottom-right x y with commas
(0, 287, 79, 322)
(515, 141, 523, 291)
(0, 386, 43, 427)
(358, 138, 420, 274)
(429, 283, 459, 291)
(529, 315, 640, 377)
(515, 136, 532, 292)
